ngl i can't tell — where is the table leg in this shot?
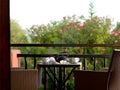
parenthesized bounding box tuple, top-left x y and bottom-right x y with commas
(63, 66, 76, 86)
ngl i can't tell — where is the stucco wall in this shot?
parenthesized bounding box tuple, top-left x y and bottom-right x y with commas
(11, 49, 21, 67)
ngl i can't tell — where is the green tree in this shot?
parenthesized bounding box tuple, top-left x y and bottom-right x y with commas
(10, 19, 28, 44)
(27, 2, 112, 55)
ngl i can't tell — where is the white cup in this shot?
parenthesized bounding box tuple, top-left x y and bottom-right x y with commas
(72, 58, 80, 64)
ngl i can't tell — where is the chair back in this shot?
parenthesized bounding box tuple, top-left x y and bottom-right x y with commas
(107, 49, 120, 90)
(11, 68, 38, 90)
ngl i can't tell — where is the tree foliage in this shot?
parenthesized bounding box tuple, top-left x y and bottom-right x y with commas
(27, 11, 112, 54)
(10, 19, 28, 44)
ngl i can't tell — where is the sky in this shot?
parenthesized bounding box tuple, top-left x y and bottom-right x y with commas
(10, 0, 120, 29)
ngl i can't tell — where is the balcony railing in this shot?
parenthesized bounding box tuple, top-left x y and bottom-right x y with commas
(11, 43, 120, 47)
(17, 53, 111, 70)
(10, 44, 119, 70)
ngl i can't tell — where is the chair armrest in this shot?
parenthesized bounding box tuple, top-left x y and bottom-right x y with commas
(74, 70, 108, 90)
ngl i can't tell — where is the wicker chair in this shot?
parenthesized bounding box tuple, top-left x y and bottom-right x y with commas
(11, 68, 38, 90)
(74, 49, 120, 90)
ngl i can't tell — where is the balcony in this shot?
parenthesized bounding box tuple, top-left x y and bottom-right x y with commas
(10, 44, 120, 90)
